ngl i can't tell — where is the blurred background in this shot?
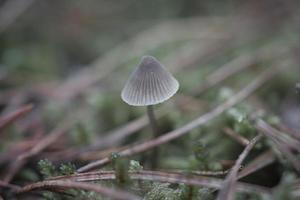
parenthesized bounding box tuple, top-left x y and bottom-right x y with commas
(0, 0, 299, 81)
(0, 0, 300, 199)
(1, 0, 299, 132)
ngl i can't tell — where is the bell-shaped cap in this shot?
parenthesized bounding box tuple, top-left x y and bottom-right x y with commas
(121, 56, 179, 106)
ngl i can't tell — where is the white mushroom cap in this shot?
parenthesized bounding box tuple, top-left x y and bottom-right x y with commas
(121, 56, 179, 106)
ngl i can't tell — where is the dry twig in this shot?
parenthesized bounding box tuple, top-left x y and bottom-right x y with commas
(216, 135, 262, 200)
(17, 125, 68, 161)
(0, 0, 36, 34)
(222, 127, 250, 146)
(48, 170, 271, 196)
(190, 43, 290, 96)
(0, 104, 33, 133)
(0, 180, 20, 191)
(3, 124, 68, 183)
(238, 150, 275, 179)
(277, 123, 300, 141)
(17, 180, 140, 200)
(256, 119, 300, 173)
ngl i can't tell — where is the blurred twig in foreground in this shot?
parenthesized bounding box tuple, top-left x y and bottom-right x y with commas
(0, 0, 36, 34)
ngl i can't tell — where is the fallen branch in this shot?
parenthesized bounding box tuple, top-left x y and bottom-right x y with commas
(47, 170, 271, 196)
(216, 135, 262, 200)
(277, 123, 300, 141)
(3, 124, 68, 183)
(0, 0, 36, 34)
(190, 43, 290, 96)
(17, 125, 68, 161)
(0, 180, 20, 190)
(222, 127, 250, 146)
(86, 108, 167, 151)
(0, 104, 33, 133)
(16, 180, 140, 200)
(259, 121, 300, 153)
(238, 150, 275, 179)
(256, 119, 300, 173)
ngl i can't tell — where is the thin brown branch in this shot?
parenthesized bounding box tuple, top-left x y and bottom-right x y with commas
(217, 135, 262, 200)
(2, 159, 26, 184)
(17, 125, 68, 161)
(167, 169, 230, 176)
(0, 104, 33, 133)
(277, 123, 300, 141)
(0, 180, 20, 191)
(238, 150, 275, 179)
(3, 124, 68, 183)
(222, 127, 250, 146)
(87, 108, 168, 151)
(48, 170, 271, 196)
(42, 144, 130, 163)
(191, 54, 257, 96)
(256, 119, 300, 173)
(130, 171, 270, 195)
(77, 64, 284, 173)
(259, 122, 300, 153)
(190, 43, 289, 96)
(16, 180, 140, 200)
(0, 0, 36, 34)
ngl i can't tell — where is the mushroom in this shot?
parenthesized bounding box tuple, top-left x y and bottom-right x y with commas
(121, 55, 179, 167)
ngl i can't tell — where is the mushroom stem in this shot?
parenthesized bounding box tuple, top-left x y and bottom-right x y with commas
(146, 105, 160, 168)
(147, 105, 159, 137)
(296, 83, 300, 95)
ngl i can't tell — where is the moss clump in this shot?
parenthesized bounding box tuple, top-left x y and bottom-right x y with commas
(38, 159, 57, 178)
(144, 184, 181, 200)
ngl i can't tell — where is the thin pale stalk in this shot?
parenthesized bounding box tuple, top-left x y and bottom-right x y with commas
(147, 105, 160, 168)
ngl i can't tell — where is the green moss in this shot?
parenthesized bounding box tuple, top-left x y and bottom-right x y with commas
(59, 163, 76, 175)
(144, 184, 181, 200)
(38, 159, 57, 178)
